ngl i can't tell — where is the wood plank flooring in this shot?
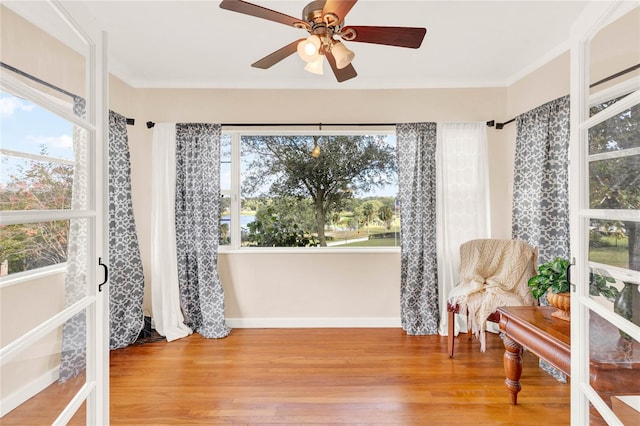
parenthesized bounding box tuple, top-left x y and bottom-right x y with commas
(3, 328, 570, 425)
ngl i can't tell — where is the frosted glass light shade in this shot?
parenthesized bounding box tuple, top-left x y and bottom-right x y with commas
(297, 35, 321, 63)
(304, 56, 324, 75)
(332, 42, 355, 69)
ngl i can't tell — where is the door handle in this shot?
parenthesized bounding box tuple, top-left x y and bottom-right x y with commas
(98, 257, 108, 292)
(567, 257, 575, 292)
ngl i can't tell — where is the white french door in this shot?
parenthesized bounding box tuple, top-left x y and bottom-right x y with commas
(570, 1, 640, 424)
(0, 1, 108, 424)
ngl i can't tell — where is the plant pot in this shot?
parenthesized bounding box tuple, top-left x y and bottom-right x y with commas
(547, 290, 571, 322)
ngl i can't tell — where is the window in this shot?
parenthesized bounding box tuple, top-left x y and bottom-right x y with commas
(221, 131, 399, 249)
(0, 90, 77, 275)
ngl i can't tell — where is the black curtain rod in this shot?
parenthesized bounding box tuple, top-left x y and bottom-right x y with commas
(146, 120, 496, 129)
(495, 118, 515, 130)
(147, 62, 639, 131)
(1, 61, 77, 98)
(590, 63, 640, 88)
(495, 62, 640, 129)
(1, 61, 136, 126)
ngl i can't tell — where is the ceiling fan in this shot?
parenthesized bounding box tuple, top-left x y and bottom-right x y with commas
(219, 0, 427, 82)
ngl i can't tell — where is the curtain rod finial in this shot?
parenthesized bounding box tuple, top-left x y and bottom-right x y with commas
(146, 121, 155, 129)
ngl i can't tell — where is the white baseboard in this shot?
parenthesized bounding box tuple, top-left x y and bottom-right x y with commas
(0, 366, 59, 417)
(225, 317, 402, 328)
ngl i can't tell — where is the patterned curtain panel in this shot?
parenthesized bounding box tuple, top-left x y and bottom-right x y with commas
(108, 111, 145, 349)
(396, 122, 439, 335)
(174, 123, 231, 339)
(512, 95, 570, 263)
(511, 95, 570, 383)
(60, 107, 146, 382)
(59, 97, 89, 382)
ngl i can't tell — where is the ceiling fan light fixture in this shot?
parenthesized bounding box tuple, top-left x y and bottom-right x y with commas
(297, 35, 322, 62)
(304, 55, 324, 75)
(331, 41, 355, 69)
(219, 0, 427, 83)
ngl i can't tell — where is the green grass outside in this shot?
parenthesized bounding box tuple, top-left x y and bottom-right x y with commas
(589, 234, 629, 268)
(341, 237, 400, 247)
(589, 246, 629, 268)
(326, 225, 398, 241)
(596, 235, 628, 248)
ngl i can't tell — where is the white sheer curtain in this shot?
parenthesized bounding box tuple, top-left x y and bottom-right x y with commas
(151, 123, 193, 342)
(436, 122, 491, 336)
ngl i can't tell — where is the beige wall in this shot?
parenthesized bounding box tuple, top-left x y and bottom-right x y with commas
(219, 251, 401, 325)
(128, 86, 508, 321)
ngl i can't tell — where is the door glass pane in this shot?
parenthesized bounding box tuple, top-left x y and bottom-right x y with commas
(1, 216, 91, 281)
(588, 219, 639, 272)
(588, 101, 640, 154)
(588, 309, 640, 424)
(0, 91, 89, 212)
(588, 103, 640, 211)
(0, 219, 73, 276)
(0, 325, 86, 424)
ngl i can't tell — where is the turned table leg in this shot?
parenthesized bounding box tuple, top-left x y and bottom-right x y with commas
(503, 335, 523, 405)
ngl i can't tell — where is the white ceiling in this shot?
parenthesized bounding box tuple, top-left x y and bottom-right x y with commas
(6, 0, 592, 89)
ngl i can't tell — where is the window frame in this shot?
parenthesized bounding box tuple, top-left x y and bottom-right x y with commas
(220, 126, 401, 253)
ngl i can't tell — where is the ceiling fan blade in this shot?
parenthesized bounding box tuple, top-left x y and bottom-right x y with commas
(252, 39, 305, 69)
(322, 0, 358, 25)
(342, 26, 427, 48)
(324, 47, 357, 83)
(220, 0, 309, 29)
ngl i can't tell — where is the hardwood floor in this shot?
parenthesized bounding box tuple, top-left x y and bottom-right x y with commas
(3, 328, 570, 425)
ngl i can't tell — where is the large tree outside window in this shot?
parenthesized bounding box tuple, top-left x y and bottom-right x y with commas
(235, 133, 398, 248)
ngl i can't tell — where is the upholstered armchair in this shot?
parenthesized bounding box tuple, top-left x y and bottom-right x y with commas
(447, 239, 537, 357)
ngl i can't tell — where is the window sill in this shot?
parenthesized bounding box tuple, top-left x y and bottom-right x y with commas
(218, 246, 401, 255)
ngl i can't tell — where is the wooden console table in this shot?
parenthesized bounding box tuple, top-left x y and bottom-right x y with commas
(497, 306, 570, 405)
(497, 306, 640, 406)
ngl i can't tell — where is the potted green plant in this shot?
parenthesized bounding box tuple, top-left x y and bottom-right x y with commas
(528, 257, 571, 321)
